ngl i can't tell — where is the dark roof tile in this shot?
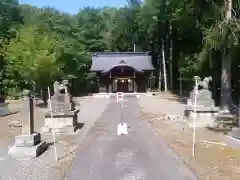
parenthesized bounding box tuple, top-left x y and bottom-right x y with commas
(91, 52, 154, 72)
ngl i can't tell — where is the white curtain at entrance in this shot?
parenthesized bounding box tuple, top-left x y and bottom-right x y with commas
(113, 79, 117, 92)
(128, 79, 133, 92)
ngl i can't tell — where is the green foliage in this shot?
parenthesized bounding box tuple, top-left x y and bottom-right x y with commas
(203, 19, 240, 51)
(0, 0, 239, 100)
(179, 54, 199, 78)
(5, 25, 62, 89)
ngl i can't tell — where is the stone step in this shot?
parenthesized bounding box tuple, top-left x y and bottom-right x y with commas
(41, 125, 77, 134)
(220, 120, 236, 124)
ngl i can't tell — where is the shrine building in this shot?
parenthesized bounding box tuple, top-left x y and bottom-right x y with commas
(90, 52, 154, 93)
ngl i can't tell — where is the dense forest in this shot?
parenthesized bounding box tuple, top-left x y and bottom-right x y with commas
(0, 0, 239, 112)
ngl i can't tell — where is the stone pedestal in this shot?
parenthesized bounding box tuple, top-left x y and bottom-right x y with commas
(42, 109, 79, 133)
(43, 81, 79, 134)
(187, 89, 215, 107)
(0, 103, 11, 116)
(185, 88, 220, 127)
(185, 106, 219, 127)
(8, 133, 47, 159)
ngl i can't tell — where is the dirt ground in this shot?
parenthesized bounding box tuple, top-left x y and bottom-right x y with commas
(0, 100, 46, 144)
(140, 102, 240, 180)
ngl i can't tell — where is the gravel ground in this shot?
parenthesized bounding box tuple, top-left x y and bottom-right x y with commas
(138, 94, 240, 180)
(0, 96, 110, 180)
(138, 95, 185, 116)
(66, 96, 197, 180)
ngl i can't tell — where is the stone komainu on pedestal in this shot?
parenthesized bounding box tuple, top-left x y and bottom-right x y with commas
(48, 80, 74, 112)
(184, 76, 220, 127)
(42, 80, 79, 134)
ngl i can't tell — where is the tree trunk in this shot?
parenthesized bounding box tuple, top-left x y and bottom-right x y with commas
(220, 49, 232, 111)
(179, 71, 183, 96)
(158, 55, 162, 90)
(226, 0, 232, 21)
(0, 54, 5, 103)
(162, 40, 168, 92)
(169, 23, 173, 91)
(220, 0, 232, 111)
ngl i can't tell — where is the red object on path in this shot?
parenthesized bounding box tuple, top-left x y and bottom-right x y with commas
(117, 92, 124, 102)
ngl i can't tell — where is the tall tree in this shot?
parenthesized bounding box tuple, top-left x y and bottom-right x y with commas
(5, 24, 62, 90)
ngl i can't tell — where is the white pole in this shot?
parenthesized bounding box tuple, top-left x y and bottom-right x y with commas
(47, 87, 58, 162)
(192, 77, 198, 157)
(162, 41, 168, 92)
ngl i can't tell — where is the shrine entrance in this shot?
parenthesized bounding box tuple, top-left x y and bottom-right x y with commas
(110, 66, 135, 93)
(113, 78, 134, 93)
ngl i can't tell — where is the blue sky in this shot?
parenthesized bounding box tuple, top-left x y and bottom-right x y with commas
(19, 0, 127, 14)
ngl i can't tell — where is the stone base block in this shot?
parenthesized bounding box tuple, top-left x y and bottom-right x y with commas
(186, 110, 218, 128)
(44, 116, 76, 128)
(42, 109, 79, 134)
(8, 141, 47, 159)
(15, 133, 41, 147)
(185, 105, 219, 128)
(185, 105, 220, 113)
(41, 125, 77, 134)
(0, 103, 11, 117)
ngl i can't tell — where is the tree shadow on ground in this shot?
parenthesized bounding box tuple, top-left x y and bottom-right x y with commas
(0, 110, 19, 117)
(157, 92, 188, 105)
(36, 102, 47, 108)
(175, 97, 187, 104)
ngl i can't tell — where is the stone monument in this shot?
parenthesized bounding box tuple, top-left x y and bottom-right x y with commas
(42, 80, 79, 133)
(8, 90, 47, 158)
(0, 93, 11, 116)
(184, 76, 220, 127)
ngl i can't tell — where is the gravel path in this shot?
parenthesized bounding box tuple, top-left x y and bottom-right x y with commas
(138, 95, 185, 116)
(0, 96, 110, 180)
(66, 96, 197, 180)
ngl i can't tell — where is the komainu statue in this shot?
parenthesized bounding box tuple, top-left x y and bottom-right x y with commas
(198, 76, 212, 90)
(53, 80, 69, 95)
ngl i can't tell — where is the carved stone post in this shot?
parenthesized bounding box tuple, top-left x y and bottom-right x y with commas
(21, 90, 34, 134)
(8, 90, 47, 159)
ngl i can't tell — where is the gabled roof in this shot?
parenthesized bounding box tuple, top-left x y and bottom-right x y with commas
(91, 52, 154, 72)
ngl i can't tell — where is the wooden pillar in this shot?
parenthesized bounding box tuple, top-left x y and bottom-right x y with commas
(134, 72, 136, 92)
(109, 72, 112, 93)
(97, 73, 100, 93)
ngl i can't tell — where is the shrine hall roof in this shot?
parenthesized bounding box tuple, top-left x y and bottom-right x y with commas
(90, 52, 154, 72)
